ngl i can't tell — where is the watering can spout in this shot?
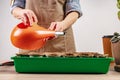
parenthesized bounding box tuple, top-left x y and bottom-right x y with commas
(10, 22, 65, 50)
(55, 32, 65, 36)
(35, 31, 65, 39)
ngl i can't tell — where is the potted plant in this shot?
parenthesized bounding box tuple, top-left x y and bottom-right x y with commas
(110, 0, 120, 72)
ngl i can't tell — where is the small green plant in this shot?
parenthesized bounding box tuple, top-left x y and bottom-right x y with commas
(111, 32, 120, 43)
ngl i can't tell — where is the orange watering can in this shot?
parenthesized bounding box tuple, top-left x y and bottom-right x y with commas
(10, 22, 64, 50)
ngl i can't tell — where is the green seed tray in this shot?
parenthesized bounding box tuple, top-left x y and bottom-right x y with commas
(11, 56, 114, 74)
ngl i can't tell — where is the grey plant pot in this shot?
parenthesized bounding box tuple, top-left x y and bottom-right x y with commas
(111, 40, 120, 65)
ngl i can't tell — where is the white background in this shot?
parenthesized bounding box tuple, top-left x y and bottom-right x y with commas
(0, 0, 120, 62)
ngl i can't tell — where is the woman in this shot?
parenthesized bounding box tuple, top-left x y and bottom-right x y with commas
(10, 0, 82, 54)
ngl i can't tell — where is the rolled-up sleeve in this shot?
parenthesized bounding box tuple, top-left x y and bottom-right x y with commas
(10, 0, 26, 13)
(65, 0, 82, 18)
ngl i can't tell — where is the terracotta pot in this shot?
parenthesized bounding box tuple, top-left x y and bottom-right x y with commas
(102, 35, 113, 57)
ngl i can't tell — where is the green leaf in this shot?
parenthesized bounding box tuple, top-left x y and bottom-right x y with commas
(118, 11, 120, 20)
(117, 3, 120, 9)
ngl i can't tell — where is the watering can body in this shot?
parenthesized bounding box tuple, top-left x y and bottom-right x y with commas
(11, 23, 64, 50)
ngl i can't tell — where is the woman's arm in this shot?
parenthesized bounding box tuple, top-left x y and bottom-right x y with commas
(49, 0, 82, 31)
(62, 11, 79, 31)
(10, 0, 25, 14)
(62, 0, 83, 30)
(10, 0, 38, 25)
(65, 0, 82, 18)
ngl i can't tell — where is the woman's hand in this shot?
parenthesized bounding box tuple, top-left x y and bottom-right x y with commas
(48, 12, 79, 32)
(12, 7, 38, 26)
(48, 21, 66, 32)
